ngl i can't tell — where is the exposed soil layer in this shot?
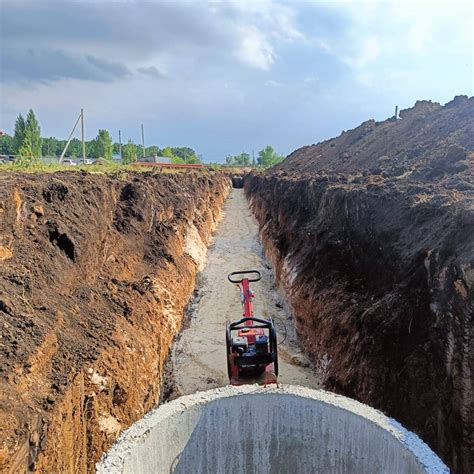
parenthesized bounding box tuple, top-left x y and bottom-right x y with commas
(0, 170, 230, 472)
(245, 97, 473, 473)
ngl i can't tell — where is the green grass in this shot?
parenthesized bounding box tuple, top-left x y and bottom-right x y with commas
(0, 161, 191, 174)
(0, 161, 119, 173)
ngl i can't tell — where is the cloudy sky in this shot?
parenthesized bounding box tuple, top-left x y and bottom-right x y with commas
(0, 0, 473, 161)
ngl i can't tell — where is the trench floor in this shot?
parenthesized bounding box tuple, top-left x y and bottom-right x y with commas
(166, 189, 321, 397)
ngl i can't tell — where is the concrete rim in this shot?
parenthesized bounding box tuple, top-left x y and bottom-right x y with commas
(96, 384, 448, 473)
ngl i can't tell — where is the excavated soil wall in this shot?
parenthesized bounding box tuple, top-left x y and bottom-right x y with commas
(245, 174, 473, 473)
(0, 170, 230, 472)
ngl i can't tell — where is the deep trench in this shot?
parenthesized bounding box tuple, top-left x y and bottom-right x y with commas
(0, 171, 456, 473)
(160, 188, 321, 401)
(98, 184, 449, 473)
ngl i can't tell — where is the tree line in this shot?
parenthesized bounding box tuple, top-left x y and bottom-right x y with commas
(225, 146, 285, 168)
(0, 109, 202, 165)
(120, 143, 200, 165)
(1, 110, 285, 167)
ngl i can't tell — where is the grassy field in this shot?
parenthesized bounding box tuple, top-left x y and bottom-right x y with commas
(0, 162, 221, 174)
(1, 161, 120, 173)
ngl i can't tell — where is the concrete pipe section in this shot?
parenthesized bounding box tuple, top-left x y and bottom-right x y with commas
(231, 176, 244, 188)
(97, 385, 448, 474)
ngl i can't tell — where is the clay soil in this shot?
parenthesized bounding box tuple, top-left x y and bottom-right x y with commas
(246, 96, 473, 473)
(0, 170, 229, 472)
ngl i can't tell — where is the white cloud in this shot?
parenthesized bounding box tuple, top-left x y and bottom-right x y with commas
(227, 0, 304, 43)
(405, 22, 433, 53)
(264, 79, 284, 87)
(341, 35, 382, 69)
(227, 1, 304, 70)
(305, 0, 472, 86)
(235, 26, 275, 70)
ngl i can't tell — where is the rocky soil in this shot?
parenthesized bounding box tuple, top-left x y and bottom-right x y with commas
(0, 170, 229, 472)
(245, 96, 473, 473)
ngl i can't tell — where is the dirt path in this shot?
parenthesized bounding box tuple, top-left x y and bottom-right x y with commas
(163, 189, 321, 398)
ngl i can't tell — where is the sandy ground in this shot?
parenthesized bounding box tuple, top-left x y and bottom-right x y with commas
(165, 189, 321, 398)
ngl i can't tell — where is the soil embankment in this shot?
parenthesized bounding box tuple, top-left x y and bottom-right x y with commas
(0, 170, 230, 472)
(246, 96, 473, 472)
(163, 189, 320, 399)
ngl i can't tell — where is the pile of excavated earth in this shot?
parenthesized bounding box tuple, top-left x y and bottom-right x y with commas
(245, 96, 473, 472)
(0, 96, 471, 474)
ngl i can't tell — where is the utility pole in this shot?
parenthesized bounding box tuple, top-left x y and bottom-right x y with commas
(118, 129, 122, 161)
(252, 150, 256, 167)
(394, 105, 398, 119)
(81, 108, 86, 164)
(59, 111, 82, 162)
(141, 123, 146, 158)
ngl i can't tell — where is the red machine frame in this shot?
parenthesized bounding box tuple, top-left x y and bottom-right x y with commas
(226, 270, 278, 385)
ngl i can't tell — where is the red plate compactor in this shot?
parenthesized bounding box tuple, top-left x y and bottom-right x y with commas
(226, 270, 278, 385)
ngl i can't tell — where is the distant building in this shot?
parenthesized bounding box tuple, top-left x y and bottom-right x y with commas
(137, 154, 172, 164)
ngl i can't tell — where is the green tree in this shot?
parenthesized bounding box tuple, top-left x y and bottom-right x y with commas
(65, 138, 82, 158)
(0, 134, 13, 155)
(90, 129, 113, 160)
(171, 155, 185, 164)
(186, 155, 200, 164)
(237, 153, 250, 166)
(13, 114, 26, 154)
(146, 145, 160, 156)
(161, 146, 186, 164)
(257, 145, 284, 167)
(24, 109, 42, 157)
(122, 140, 137, 164)
(42, 137, 61, 157)
(17, 134, 36, 166)
(225, 152, 250, 166)
(161, 146, 174, 158)
(172, 147, 200, 163)
(134, 144, 140, 158)
(56, 140, 66, 157)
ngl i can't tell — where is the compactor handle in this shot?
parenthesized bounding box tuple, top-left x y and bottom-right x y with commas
(228, 270, 262, 284)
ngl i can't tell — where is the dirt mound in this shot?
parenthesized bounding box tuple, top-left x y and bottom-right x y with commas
(0, 170, 229, 472)
(246, 97, 473, 472)
(277, 95, 473, 184)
